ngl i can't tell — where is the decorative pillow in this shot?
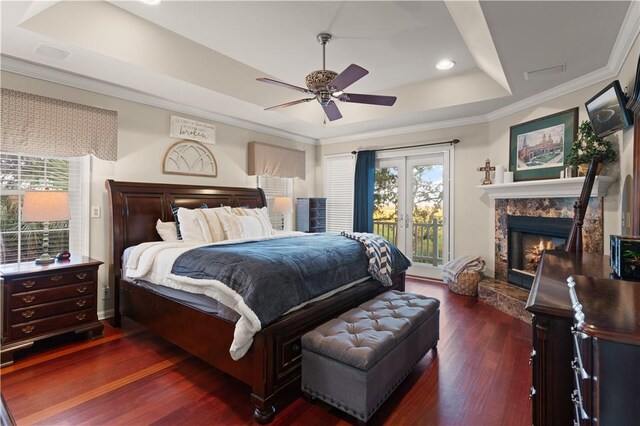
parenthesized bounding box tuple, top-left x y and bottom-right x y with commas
(176, 207, 210, 242)
(220, 214, 263, 240)
(171, 202, 207, 240)
(198, 206, 233, 243)
(156, 219, 179, 241)
(231, 207, 273, 236)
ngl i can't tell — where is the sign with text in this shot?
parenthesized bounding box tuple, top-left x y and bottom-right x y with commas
(170, 116, 216, 144)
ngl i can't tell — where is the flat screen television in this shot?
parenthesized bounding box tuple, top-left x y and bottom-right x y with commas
(585, 80, 633, 138)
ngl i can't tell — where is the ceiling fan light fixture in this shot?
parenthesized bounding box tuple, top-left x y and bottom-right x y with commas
(436, 59, 456, 70)
(305, 70, 338, 91)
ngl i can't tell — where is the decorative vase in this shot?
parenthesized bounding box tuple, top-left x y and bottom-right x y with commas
(577, 162, 603, 176)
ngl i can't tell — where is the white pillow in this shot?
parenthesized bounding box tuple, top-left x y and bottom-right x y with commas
(220, 214, 263, 240)
(197, 206, 233, 243)
(156, 219, 179, 241)
(231, 207, 273, 237)
(176, 207, 209, 242)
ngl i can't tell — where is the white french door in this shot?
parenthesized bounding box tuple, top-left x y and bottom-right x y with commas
(374, 148, 452, 278)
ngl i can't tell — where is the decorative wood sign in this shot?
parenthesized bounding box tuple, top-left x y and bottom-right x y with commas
(170, 115, 216, 144)
(163, 140, 218, 177)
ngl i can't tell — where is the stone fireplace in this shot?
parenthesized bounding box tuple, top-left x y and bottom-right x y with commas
(506, 215, 573, 290)
(495, 197, 604, 285)
(478, 176, 612, 323)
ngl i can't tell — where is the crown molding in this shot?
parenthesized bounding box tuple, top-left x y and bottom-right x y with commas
(0, 55, 318, 146)
(318, 115, 487, 145)
(486, 3, 639, 123)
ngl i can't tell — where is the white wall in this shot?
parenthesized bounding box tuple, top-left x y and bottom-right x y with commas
(1, 71, 315, 318)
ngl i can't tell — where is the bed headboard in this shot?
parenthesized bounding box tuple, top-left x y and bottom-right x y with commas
(105, 179, 266, 325)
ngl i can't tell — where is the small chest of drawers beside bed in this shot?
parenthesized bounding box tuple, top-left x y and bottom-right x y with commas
(1, 256, 104, 367)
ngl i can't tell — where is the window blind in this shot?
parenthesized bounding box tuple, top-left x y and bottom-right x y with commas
(0, 153, 88, 264)
(324, 154, 355, 232)
(257, 175, 293, 231)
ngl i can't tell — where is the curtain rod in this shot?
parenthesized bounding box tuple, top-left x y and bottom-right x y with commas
(351, 138, 460, 155)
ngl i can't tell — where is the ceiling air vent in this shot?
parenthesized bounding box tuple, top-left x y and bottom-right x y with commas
(524, 63, 566, 80)
(35, 43, 72, 61)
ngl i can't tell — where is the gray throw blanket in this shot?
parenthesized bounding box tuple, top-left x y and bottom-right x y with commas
(171, 233, 410, 327)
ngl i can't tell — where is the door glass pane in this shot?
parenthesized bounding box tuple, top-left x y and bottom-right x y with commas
(373, 166, 398, 245)
(411, 163, 444, 266)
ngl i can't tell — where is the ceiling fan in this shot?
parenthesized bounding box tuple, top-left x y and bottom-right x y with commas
(257, 33, 397, 121)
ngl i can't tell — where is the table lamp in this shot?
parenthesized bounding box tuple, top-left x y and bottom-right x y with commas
(273, 197, 293, 215)
(273, 197, 293, 230)
(22, 190, 70, 264)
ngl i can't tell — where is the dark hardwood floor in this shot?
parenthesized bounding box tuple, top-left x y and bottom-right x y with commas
(1, 279, 532, 425)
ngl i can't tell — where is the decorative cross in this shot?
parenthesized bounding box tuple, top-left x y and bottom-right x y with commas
(478, 159, 495, 185)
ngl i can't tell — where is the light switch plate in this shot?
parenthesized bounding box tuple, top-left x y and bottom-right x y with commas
(91, 206, 101, 218)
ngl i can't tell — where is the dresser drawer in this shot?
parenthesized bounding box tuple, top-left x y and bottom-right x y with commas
(11, 283, 95, 308)
(10, 296, 94, 324)
(10, 269, 97, 294)
(9, 308, 96, 340)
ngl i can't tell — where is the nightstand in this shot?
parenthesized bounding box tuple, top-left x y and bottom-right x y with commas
(0, 256, 104, 367)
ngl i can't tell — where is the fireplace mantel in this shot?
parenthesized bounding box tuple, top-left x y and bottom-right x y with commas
(478, 176, 615, 199)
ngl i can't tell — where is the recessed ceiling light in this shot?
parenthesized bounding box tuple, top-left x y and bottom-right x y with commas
(139, 0, 161, 5)
(436, 59, 456, 70)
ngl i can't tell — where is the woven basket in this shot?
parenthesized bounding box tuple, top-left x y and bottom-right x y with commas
(446, 270, 481, 296)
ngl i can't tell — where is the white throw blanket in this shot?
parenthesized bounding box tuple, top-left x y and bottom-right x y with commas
(442, 255, 485, 283)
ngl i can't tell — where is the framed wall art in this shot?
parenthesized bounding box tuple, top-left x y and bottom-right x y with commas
(509, 107, 578, 181)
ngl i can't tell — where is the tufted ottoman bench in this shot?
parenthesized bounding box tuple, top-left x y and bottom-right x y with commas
(301, 290, 440, 422)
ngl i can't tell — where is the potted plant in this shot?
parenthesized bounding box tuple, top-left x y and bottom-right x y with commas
(565, 120, 617, 175)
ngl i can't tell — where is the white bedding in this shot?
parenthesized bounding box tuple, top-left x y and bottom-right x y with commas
(124, 233, 367, 360)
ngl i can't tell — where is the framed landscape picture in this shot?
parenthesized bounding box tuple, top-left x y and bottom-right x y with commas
(509, 107, 578, 181)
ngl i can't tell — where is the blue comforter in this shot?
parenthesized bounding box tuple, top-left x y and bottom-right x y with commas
(171, 233, 410, 326)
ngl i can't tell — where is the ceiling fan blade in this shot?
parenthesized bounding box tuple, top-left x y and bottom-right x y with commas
(322, 100, 343, 121)
(265, 98, 315, 110)
(329, 64, 369, 91)
(257, 78, 313, 94)
(339, 93, 397, 106)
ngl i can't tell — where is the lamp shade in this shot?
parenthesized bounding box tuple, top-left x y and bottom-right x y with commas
(273, 197, 293, 214)
(22, 191, 70, 222)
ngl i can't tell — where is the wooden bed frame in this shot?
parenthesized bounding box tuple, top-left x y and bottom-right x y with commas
(105, 179, 405, 423)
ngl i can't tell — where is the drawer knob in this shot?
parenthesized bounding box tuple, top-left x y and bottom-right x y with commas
(76, 299, 87, 307)
(529, 386, 536, 400)
(21, 325, 35, 334)
(76, 313, 86, 321)
(21, 295, 36, 304)
(292, 343, 301, 355)
(529, 348, 536, 365)
(21, 280, 36, 289)
(76, 273, 87, 280)
(50, 275, 63, 282)
(21, 309, 36, 319)
(76, 286, 88, 294)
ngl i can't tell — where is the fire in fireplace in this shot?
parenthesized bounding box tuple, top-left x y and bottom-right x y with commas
(507, 215, 573, 290)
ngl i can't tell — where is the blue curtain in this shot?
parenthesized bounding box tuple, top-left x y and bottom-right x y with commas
(353, 150, 375, 232)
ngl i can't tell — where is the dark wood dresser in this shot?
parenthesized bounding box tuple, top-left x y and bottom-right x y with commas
(0, 256, 104, 367)
(296, 197, 326, 233)
(525, 251, 612, 426)
(568, 275, 640, 425)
